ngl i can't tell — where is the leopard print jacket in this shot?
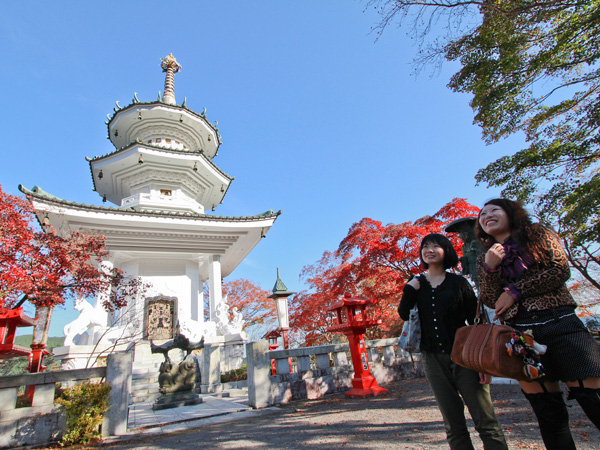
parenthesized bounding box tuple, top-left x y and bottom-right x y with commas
(477, 224, 576, 320)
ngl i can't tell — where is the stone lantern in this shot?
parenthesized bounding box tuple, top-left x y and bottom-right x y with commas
(268, 269, 294, 349)
(445, 217, 482, 288)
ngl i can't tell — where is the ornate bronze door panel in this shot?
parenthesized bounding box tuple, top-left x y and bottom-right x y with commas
(146, 298, 175, 340)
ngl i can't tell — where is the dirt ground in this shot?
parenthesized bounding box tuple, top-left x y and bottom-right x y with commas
(64, 378, 600, 449)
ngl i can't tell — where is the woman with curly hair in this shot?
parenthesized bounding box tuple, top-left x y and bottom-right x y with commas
(476, 198, 600, 450)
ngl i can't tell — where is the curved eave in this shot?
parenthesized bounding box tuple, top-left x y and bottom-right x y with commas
(86, 142, 234, 195)
(106, 100, 222, 149)
(19, 184, 281, 223)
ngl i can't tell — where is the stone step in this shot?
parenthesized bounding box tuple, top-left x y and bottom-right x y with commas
(131, 392, 162, 404)
(131, 371, 158, 380)
(132, 361, 162, 369)
(130, 382, 159, 393)
(130, 385, 160, 396)
(131, 372, 159, 382)
(198, 391, 231, 398)
(132, 367, 161, 376)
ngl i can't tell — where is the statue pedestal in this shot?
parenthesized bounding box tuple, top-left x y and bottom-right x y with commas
(152, 392, 203, 410)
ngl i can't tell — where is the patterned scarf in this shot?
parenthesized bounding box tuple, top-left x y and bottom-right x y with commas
(500, 239, 535, 280)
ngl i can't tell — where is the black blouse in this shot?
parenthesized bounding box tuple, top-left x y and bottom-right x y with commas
(398, 273, 477, 354)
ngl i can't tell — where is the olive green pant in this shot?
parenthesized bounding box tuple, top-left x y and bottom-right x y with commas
(422, 351, 508, 450)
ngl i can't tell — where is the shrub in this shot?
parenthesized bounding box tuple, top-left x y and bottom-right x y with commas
(56, 381, 111, 447)
(221, 364, 247, 383)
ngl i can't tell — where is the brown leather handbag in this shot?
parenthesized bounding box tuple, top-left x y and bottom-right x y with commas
(451, 297, 530, 381)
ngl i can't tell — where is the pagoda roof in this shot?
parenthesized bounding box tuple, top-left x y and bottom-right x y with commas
(85, 141, 233, 194)
(19, 185, 280, 223)
(269, 268, 294, 297)
(106, 98, 222, 148)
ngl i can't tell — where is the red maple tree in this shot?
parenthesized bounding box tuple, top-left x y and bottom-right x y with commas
(0, 184, 139, 311)
(202, 278, 278, 340)
(290, 198, 480, 346)
(222, 278, 277, 339)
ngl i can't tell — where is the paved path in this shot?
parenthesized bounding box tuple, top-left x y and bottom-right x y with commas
(127, 389, 252, 432)
(93, 378, 599, 449)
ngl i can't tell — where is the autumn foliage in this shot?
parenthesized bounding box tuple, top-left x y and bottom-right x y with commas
(222, 278, 277, 339)
(0, 184, 138, 310)
(289, 198, 480, 346)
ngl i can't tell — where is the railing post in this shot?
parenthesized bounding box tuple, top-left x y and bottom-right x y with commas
(316, 353, 330, 371)
(332, 351, 349, 367)
(200, 344, 222, 393)
(368, 347, 381, 365)
(297, 355, 310, 372)
(0, 387, 17, 411)
(246, 340, 271, 409)
(103, 352, 132, 436)
(381, 344, 396, 365)
(275, 357, 290, 375)
(31, 383, 55, 407)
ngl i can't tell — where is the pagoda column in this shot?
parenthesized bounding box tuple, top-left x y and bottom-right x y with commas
(208, 255, 223, 322)
(95, 260, 112, 328)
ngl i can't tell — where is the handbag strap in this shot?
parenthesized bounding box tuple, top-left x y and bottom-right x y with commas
(474, 296, 489, 324)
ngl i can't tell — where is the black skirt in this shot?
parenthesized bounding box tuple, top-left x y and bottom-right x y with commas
(507, 306, 600, 382)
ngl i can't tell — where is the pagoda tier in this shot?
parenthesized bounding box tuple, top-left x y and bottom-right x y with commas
(87, 141, 232, 213)
(19, 185, 280, 279)
(106, 100, 220, 157)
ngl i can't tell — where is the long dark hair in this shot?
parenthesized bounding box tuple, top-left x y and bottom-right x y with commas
(475, 198, 546, 262)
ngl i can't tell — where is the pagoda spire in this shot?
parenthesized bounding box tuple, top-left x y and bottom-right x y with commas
(271, 268, 293, 296)
(161, 53, 181, 105)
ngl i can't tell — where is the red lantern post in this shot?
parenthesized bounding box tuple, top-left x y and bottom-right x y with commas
(262, 329, 282, 376)
(0, 301, 37, 360)
(327, 293, 388, 398)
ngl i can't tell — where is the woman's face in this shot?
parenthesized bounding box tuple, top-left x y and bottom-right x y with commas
(479, 203, 511, 240)
(421, 241, 444, 266)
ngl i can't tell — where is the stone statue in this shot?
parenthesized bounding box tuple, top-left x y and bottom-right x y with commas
(156, 358, 197, 395)
(63, 297, 104, 346)
(214, 295, 245, 336)
(151, 331, 204, 394)
(179, 318, 218, 342)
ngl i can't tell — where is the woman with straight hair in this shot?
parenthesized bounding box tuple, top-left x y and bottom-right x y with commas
(399, 233, 508, 450)
(476, 198, 600, 450)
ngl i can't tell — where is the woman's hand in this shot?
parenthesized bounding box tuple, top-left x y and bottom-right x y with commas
(485, 243, 505, 271)
(494, 291, 516, 319)
(407, 276, 421, 291)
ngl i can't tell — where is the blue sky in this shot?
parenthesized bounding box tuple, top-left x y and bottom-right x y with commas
(2, 1, 522, 336)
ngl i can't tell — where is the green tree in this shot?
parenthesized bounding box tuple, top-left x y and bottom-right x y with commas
(371, 0, 600, 287)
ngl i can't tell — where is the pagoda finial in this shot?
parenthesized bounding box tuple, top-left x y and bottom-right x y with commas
(160, 53, 181, 105)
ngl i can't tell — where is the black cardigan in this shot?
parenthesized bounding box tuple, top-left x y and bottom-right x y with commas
(398, 273, 477, 354)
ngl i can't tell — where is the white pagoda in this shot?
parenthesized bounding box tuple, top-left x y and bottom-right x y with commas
(20, 54, 280, 370)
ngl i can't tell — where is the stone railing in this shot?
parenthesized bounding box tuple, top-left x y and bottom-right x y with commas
(247, 337, 423, 408)
(0, 352, 131, 449)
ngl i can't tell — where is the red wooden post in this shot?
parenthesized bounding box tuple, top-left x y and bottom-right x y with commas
(327, 293, 388, 398)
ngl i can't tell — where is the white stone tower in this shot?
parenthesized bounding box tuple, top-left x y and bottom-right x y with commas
(21, 54, 280, 369)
